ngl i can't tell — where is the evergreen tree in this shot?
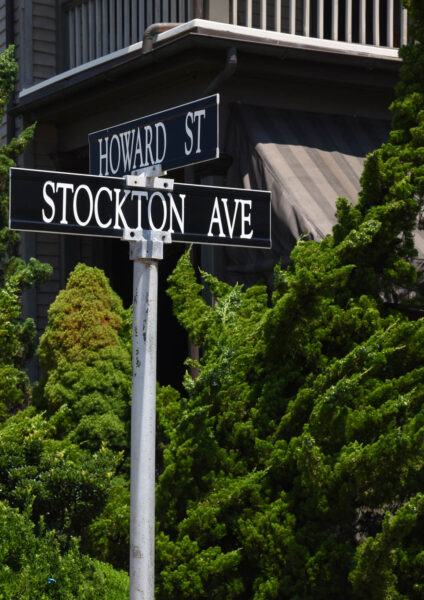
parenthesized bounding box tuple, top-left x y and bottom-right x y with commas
(0, 268, 132, 575)
(0, 499, 129, 599)
(35, 263, 132, 454)
(0, 46, 51, 420)
(33, 263, 132, 568)
(154, 1, 424, 597)
(0, 407, 122, 555)
(0, 48, 130, 590)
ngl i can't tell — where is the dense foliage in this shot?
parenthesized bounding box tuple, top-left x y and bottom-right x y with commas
(35, 263, 132, 453)
(0, 48, 130, 594)
(157, 257, 424, 598)
(0, 501, 129, 600)
(0, 266, 132, 589)
(0, 46, 51, 420)
(34, 262, 132, 567)
(0, 409, 129, 599)
(153, 1, 424, 597)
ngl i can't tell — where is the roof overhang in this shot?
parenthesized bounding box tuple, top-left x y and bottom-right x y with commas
(12, 18, 401, 117)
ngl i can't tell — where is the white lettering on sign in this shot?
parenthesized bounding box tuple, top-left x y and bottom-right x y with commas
(207, 197, 254, 239)
(114, 189, 130, 230)
(221, 198, 239, 238)
(94, 187, 113, 228)
(208, 197, 225, 238)
(148, 191, 167, 231)
(169, 194, 185, 233)
(155, 123, 167, 163)
(42, 181, 56, 223)
(184, 110, 206, 155)
(57, 183, 74, 224)
(240, 200, 253, 239)
(133, 129, 144, 171)
(109, 135, 121, 175)
(41, 181, 186, 235)
(147, 191, 185, 232)
(37, 177, 265, 243)
(131, 190, 149, 230)
(97, 121, 168, 176)
(120, 131, 135, 172)
(145, 126, 154, 166)
(98, 138, 109, 176)
(74, 185, 94, 226)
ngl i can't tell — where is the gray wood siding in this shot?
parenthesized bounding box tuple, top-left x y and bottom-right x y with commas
(0, 3, 6, 147)
(13, 2, 24, 90)
(81, 236, 95, 265)
(235, 0, 303, 33)
(33, 124, 62, 332)
(33, 124, 58, 171)
(10, 0, 56, 91)
(33, 0, 56, 84)
(0, 2, 6, 51)
(0, 119, 6, 148)
(36, 234, 61, 331)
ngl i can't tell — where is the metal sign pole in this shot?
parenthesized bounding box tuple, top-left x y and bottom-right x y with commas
(126, 229, 171, 600)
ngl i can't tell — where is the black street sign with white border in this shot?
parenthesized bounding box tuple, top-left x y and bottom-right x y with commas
(10, 167, 271, 249)
(89, 95, 219, 177)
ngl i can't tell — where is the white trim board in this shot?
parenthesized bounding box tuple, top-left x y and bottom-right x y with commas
(19, 18, 400, 100)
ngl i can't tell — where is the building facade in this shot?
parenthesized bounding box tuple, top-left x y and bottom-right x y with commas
(1, 0, 407, 382)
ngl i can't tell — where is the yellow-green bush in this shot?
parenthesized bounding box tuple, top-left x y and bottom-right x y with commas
(35, 264, 132, 453)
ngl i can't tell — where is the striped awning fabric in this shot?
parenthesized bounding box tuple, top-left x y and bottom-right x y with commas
(223, 104, 421, 286)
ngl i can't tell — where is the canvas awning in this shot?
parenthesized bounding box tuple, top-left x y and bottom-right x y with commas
(223, 104, 397, 286)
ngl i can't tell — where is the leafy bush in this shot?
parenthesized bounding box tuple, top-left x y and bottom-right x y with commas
(35, 263, 132, 453)
(0, 46, 130, 598)
(0, 46, 131, 594)
(31, 264, 132, 568)
(154, 2, 424, 597)
(0, 501, 128, 599)
(0, 46, 51, 420)
(0, 408, 121, 548)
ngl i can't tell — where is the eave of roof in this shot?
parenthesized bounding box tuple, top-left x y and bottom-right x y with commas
(12, 18, 401, 116)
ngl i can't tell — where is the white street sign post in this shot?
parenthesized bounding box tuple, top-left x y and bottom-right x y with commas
(125, 229, 171, 600)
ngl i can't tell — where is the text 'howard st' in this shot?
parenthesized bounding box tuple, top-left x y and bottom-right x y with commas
(94, 110, 207, 176)
(89, 95, 219, 177)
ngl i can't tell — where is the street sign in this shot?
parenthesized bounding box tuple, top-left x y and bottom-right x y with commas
(10, 167, 271, 249)
(89, 95, 219, 177)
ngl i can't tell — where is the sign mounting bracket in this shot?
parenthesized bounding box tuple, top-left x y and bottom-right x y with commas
(125, 171, 174, 192)
(122, 227, 171, 248)
(122, 171, 175, 242)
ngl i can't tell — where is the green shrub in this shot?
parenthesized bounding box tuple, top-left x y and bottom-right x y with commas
(154, 2, 424, 597)
(35, 264, 132, 453)
(0, 46, 51, 420)
(0, 501, 129, 599)
(0, 408, 121, 545)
